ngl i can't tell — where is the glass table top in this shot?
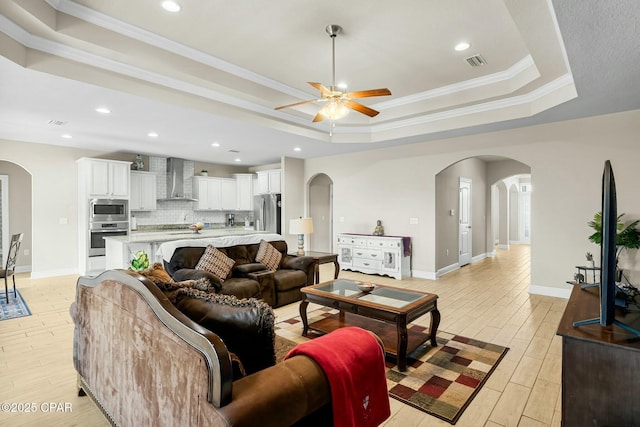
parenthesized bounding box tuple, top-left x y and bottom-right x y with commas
(312, 279, 428, 309)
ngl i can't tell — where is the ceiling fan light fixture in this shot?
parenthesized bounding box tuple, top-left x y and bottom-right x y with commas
(320, 99, 350, 120)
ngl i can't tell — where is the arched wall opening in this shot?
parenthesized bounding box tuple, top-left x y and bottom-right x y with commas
(0, 160, 32, 272)
(307, 173, 333, 252)
(435, 156, 530, 277)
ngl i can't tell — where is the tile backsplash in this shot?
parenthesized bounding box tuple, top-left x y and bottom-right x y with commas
(133, 156, 252, 228)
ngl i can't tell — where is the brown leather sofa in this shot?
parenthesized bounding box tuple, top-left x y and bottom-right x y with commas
(71, 269, 337, 426)
(164, 240, 315, 308)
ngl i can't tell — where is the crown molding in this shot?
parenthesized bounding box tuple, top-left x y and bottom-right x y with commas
(50, 0, 312, 100)
(374, 55, 537, 109)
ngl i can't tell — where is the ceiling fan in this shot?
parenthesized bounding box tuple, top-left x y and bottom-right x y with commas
(275, 24, 392, 123)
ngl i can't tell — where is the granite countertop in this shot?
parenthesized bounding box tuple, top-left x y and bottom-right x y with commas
(105, 227, 268, 243)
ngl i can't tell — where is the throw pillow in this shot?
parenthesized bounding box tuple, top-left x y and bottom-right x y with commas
(255, 240, 282, 272)
(195, 245, 235, 281)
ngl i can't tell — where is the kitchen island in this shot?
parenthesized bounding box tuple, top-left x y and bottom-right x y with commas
(104, 228, 271, 270)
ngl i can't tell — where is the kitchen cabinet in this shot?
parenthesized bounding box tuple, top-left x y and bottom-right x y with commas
(193, 177, 237, 210)
(255, 169, 281, 194)
(220, 179, 237, 210)
(84, 159, 130, 198)
(130, 171, 157, 211)
(233, 173, 254, 211)
(337, 233, 411, 280)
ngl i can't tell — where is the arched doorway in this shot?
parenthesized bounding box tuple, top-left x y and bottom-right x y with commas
(308, 173, 333, 252)
(0, 160, 32, 272)
(435, 156, 530, 277)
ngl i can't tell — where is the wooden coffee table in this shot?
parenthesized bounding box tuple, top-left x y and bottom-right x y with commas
(299, 279, 440, 371)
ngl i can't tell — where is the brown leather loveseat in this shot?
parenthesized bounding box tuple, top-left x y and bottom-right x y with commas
(71, 270, 332, 426)
(163, 239, 314, 308)
(71, 269, 389, 426)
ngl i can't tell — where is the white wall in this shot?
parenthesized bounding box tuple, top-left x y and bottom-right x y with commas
(282, 157, 305, 252)
(3, 109, 640, 291)
(305, 109, 640, 297)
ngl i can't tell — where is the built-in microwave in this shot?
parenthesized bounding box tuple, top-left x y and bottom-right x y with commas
(89, 198, 128, 222)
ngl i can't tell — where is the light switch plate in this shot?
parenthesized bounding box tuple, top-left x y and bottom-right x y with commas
(409, 217, 419, 225)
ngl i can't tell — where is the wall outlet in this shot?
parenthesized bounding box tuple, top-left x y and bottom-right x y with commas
(449, 209, 455, 216)
(409, 217, 419, 225)
(339, 216, 345, 223)
(24, 249, 30, 256)
(59, 217, 68, 225)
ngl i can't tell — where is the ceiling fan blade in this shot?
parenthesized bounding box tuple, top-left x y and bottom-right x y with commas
(274, 99, 320, 110)
(312, 112, 325, 122)
(308, 82, 332, 97)
(345, 88, 392, 99)
(345, 100, 380, 117)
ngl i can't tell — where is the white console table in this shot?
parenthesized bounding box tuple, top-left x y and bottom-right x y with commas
(336, 233, 411, 280)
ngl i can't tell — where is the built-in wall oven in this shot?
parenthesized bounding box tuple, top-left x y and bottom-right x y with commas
(90, 198, 128, 222)
(89, 221, 129, 257)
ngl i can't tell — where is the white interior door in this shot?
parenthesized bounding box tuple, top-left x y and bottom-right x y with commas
(519, 183, 532, 244)
(459, 177, 472, 266)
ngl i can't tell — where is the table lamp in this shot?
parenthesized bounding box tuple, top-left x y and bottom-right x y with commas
(289, 217, 314, 255)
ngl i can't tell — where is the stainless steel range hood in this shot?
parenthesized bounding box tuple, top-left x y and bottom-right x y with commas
(158, 157, 198, 201)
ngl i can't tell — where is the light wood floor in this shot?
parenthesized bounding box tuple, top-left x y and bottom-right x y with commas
(0, 245, 565, 426)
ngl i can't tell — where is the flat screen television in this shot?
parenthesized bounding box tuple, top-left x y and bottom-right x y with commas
(573, 160, 640, 336)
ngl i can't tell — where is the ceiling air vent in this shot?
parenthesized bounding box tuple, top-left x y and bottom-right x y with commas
(228, 149, 240, 153)
(47, 119, 68, 126)
(465, 54, 487, 67)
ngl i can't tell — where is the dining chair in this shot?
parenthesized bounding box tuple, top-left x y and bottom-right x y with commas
(1, 233, 24, 303)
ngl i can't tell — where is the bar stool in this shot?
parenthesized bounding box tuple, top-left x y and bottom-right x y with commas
(1, 233, 24, 303)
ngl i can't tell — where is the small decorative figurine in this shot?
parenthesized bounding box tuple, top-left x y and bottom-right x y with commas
(373, 219, 384, 236)
(132, 154, 144, 170)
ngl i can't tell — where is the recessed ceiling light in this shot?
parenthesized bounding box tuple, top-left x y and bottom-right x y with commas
(95, 107, 111, 114)
(211, 142, 220, 147)
(61, 134, 72, 139)
(161, 1, 181, 12)
(455, 42, 471, 51)
(234, 158, 241, 162)
(147, 132, 159, 138)
(293, 147, 301, 152)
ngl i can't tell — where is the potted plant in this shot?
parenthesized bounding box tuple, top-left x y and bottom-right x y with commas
(585, 252, 595, 268)
(130, 250, 149, 271)
(200, 169, 208, 176)
(587, 212, 640, 279)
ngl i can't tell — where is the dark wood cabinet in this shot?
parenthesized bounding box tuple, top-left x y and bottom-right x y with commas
(557, 285, 640, 427)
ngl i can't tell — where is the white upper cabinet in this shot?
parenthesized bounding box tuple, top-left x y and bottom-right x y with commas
(81, 158, 130, 198)
(193, 177, 237, 210)
(233, 173, 254, 211)
(255, 169, 281, 194)
(220, 178, 237, 210)
(130, 171, 157, 211)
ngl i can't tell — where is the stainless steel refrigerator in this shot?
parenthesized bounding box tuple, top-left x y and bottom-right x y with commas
(253, 193, 281, 234)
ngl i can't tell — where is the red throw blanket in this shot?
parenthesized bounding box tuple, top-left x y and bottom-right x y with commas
(285, 327, 390, 427)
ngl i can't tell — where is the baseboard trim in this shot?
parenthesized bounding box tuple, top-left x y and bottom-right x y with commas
(30, 267, 79, 279)
(436, 263, 459, 278)
(15, 265, 32, 274)
(529, 284, 572, 299)
(412, 270, 437, 280)
(498, 244, 510, 249)
(471, 252, 489, 263)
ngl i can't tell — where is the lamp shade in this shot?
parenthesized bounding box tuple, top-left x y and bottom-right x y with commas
(289, 218, 314, 235)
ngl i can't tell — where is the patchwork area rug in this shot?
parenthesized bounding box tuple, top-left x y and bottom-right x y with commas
(0, 289, 32, 321)
(386, 327, 508, 424)
(276, 308, 508, 425)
